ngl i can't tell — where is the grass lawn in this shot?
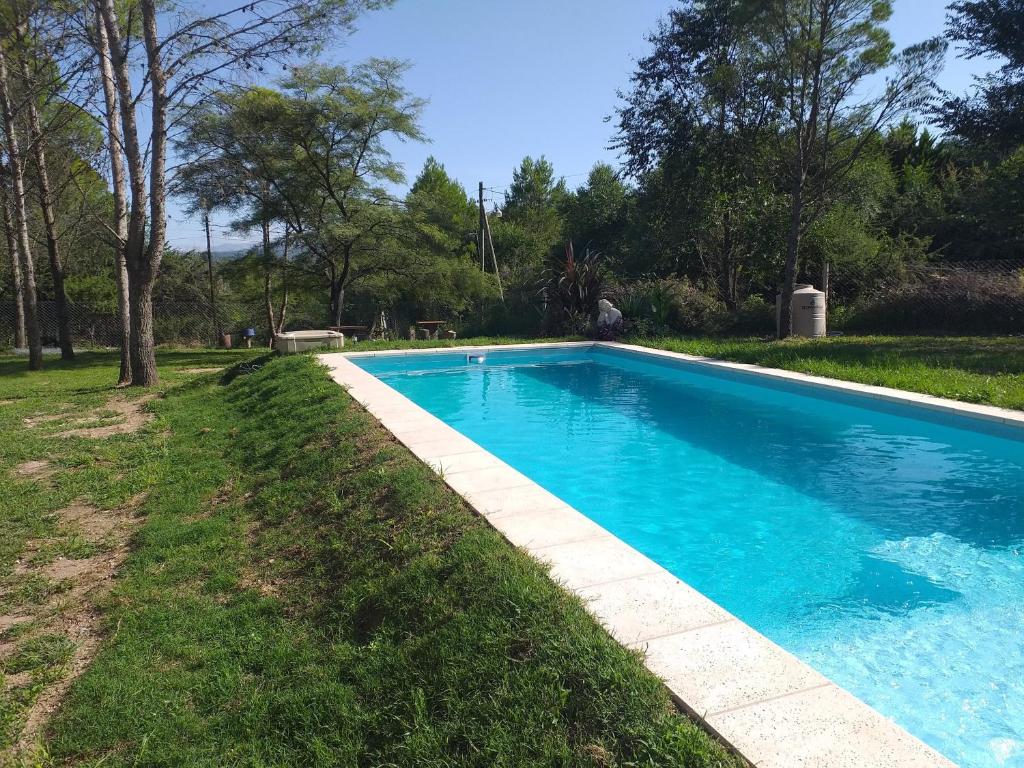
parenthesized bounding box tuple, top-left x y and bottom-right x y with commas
(642, 335, 1024, 410)
(0, 347, 736, 767)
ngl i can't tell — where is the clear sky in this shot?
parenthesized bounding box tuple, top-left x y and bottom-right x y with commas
(167, 0, 993, 251)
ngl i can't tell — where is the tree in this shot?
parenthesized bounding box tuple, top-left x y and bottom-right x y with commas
(499, 156, 567, 276)
(0, 38, 42, 369)
(749, 0, 944, 337)
(615, 0, 782, 307)
(10, 9, 75, 360)
(89, 1, 130, 383)
(0, 181, 26, 347)
(93, 0, 380, 385)
(938, 0, 1024, 152)
(401, 157, 496, 322)
(563, 163, 634, 272)
(174, 88, 294, 344)
(192, 62, 425, 326)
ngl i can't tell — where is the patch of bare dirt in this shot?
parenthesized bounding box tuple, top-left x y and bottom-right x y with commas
(55, 499, 140, 543)
(15, 617, 103, 755)
(238, 569, 281, 599)
(13, 460, 53, 480)
(22, 406, 75, 428)
(179, 367, 223, 374)
(58, 394, 156, 439)
(3, 670, 32, 688)
(23, 413, 63, 427)
(0, 615, 31, 634)
(2, 492, 147, 759)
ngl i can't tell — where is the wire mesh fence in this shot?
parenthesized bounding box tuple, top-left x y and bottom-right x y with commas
(0, 298, 275, 349)
(2, 258, 1022, 348)
(826, 258, 1024, 334)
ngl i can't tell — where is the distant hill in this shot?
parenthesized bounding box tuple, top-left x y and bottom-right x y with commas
(210, 245, 255, 262)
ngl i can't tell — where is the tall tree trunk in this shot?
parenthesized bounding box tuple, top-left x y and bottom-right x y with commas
(100, 0, 164, 385)
(16, 35, 73, 360)
(134, 0, 169, 385)
(94, 2, 131, 384)
(0, 185, 26, 348)
(0, 46, 41, 370)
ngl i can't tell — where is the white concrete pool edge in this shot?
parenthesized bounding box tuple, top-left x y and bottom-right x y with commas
(318, 343, 960, 768)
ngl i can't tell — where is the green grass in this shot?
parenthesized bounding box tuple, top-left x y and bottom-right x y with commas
(1, 347, 736, 767)
(6, 332, 1015, 764)
(639, 335, 1024, 410)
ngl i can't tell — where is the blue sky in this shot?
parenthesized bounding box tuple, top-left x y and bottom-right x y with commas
(167, 0, 993, 250)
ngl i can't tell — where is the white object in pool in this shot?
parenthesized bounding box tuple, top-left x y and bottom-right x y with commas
(467, 353, 486, 364)
(274, 330, 344, 354)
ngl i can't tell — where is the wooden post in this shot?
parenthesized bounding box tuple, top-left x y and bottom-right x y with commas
(821, 259, 830, 308)
(482, 209, 504, 302)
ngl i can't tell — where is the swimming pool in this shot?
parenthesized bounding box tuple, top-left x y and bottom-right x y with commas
(351, 344, 1024, 768)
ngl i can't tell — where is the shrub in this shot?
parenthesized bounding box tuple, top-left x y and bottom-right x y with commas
(839, 269, 1024, 334)
(726, 294, 775, 335)
(615, 278, 726, 335)
(541, 243, 604, 335)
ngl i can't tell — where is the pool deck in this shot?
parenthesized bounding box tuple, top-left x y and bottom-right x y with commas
(319, 341, 973, 768)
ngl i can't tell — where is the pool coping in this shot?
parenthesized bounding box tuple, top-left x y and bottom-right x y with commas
(319, 341, 964, 768)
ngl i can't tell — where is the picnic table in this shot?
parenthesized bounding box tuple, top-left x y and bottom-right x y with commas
(329, 325, 370, 341)
(415, 320, 448, 340)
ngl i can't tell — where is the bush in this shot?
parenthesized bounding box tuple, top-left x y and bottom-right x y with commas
(725, 294, 775, 335)
(839, 269, 1024, 334)
(615, 278, 726, 335)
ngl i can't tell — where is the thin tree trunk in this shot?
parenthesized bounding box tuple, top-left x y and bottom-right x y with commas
(779, 175, 802, 339)
(94, 1, 131, 384)
(261, 207, 275, 346)
(330, 280, 344, 326)
(263, 268, 276, 346)
(276, 281, 289, 335)
(203, 207, 219, 344)
(275, 228, 289, 334)
(16, 36, 73, 360)
(0, 185, 26, 348)
(132, 0, 169, 385)
(0, 46, 41, 370)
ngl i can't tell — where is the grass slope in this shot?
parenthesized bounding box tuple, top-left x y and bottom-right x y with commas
(1, 350, 735, 767)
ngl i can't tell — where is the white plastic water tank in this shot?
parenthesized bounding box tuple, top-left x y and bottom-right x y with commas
(776, 284, 827, 337)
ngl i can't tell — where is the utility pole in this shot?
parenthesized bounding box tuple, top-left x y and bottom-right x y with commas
(477, 181, 504, 302)
(478, 181, 485, 271)
(202, 199, 220, 345)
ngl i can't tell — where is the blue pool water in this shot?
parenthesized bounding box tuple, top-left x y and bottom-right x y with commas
(355, 346, 1024, 768)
